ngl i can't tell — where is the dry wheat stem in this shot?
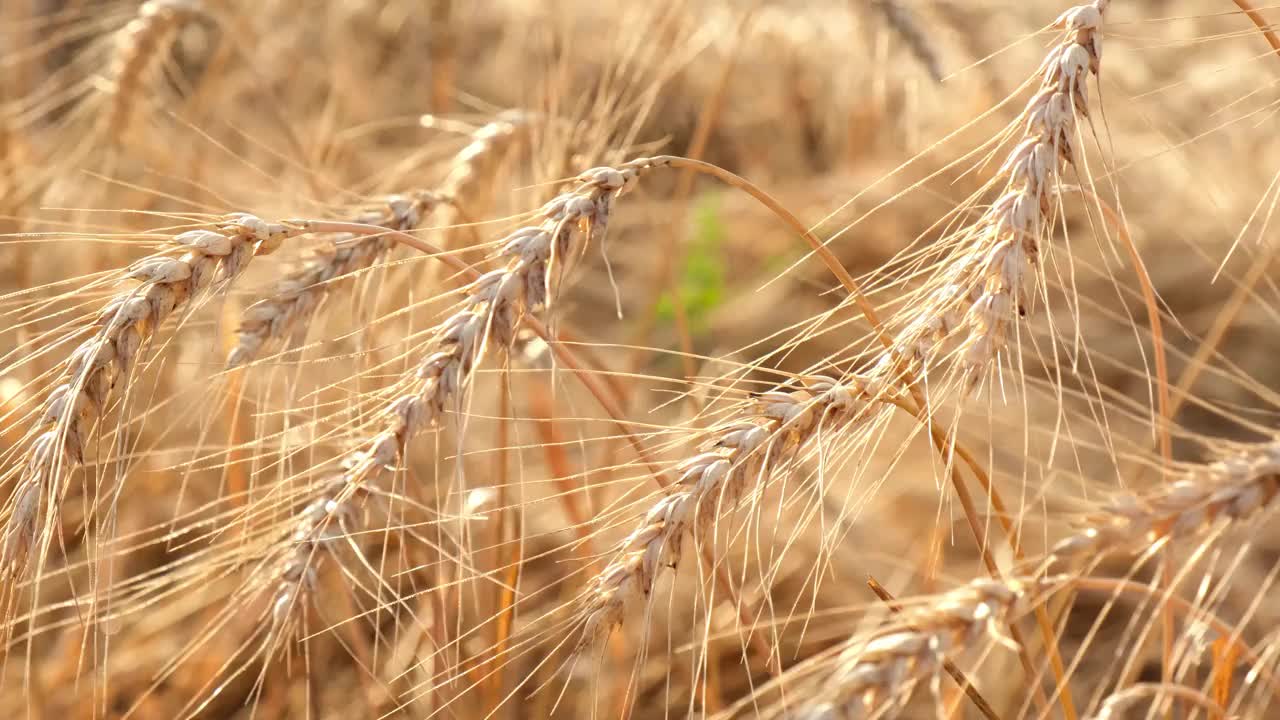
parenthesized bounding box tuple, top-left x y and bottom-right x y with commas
(576, 374, 875, 648)
(1, 213, 293, 582)
(881, 0, 1108, 389)
(228, 191, 445, 366)
(1050, 441, 1280, 564)
(104, 0, 201, 137)
(1230, 0, 1280, 62)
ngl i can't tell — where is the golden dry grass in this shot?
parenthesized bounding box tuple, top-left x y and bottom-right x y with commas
(3, 1, 1280, 718)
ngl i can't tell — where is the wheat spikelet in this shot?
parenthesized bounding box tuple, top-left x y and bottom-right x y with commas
(576, 374, 874, 647)
(871, 0, 944, 83)
(104, 0, 201, 137)
(881, 1, 1107, 388)
(227, 191, 445, 366)
(263, 161, 659, 627)
(0, 214, 293, 581)
(1050, 441, 1280, 563)
(787, 579, 1037, 719)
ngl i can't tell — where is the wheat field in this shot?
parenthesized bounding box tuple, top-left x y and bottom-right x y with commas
(2, 1, 1280, 718)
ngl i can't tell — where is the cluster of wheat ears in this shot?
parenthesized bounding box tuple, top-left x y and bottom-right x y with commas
(2, 0, 1280, 718)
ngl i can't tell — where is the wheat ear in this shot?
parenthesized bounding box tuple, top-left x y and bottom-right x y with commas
(576, 374, 873, 647)
(104, 0, 201, 137)
(440, 111, 534, 219)
(265, 162, 659, 624)
(871, 0, 944, 83)
(227, 191, 445, 366)
(1, 214, 293, 581)
(790, 579, 1038, 719)
(1050, 441, 1280, 562)
(884, 1, 1108, 386)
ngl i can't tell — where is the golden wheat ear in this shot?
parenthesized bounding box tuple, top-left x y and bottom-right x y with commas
(880, 0, 1109, 395)
(575, 374, 876, 650)
(1, 214, 293, 582)
(1050, 441, 1280, 564)
(778, 578, 1046, 719)
(103, 0, 203, 140)
(249, 160, 661, 655)
(227, 191, 446, 367)
(227, 112, 536, 368)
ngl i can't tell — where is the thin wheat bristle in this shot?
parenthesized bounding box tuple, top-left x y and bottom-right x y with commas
(227, 191, 445, 366)
(1, 214, 292, 580)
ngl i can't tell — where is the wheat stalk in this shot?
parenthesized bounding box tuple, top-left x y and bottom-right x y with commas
(1, 214, 293, 581)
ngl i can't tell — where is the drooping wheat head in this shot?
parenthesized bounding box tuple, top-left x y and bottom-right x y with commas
(228, 191, 446, 367)
(1, 214, 291, 582)
(576, 373, 876, 648)
(879, 1, 1108, 393)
